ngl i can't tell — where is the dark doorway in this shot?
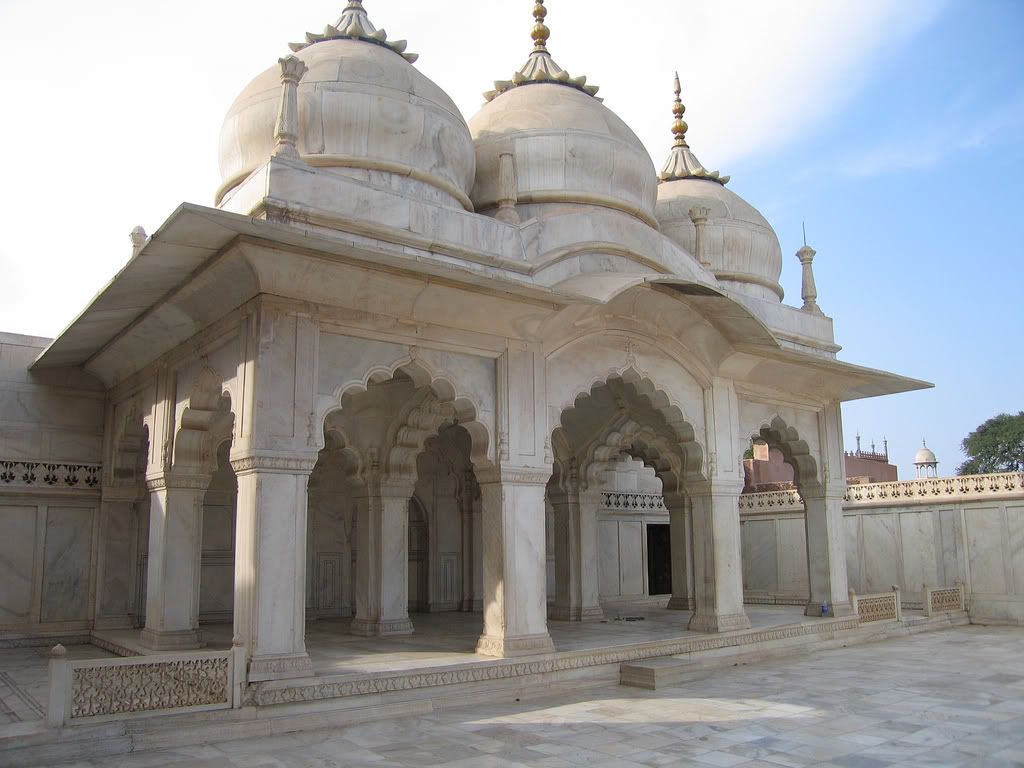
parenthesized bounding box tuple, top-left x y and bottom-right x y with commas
(647, 524, 672, 595)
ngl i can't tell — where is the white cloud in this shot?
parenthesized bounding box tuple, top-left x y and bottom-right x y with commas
(0, 0, 948, 336)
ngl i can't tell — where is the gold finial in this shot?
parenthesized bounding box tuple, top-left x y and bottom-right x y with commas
(532, 0, 550, 53)
(672, 72, 689, 148)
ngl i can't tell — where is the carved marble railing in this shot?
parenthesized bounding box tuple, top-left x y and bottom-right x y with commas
(0, 460, 101, 491)
(739, 472, 1024, 514)
(738, 489, 802, 512)
(844, 472, 1024, 507)
(601, 492, 666, 512)
(924, 583, 966, 616)
(47, 644, 245, 726)
(849, 586, 902, 623)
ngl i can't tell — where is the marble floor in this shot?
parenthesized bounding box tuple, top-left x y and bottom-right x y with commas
(97, 605, 815, 676)
(37, 624, 1024, 767)
(0, 605, 813, 721)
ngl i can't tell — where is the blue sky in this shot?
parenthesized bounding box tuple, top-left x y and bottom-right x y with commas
(0, 0, 1020, 479)
(732, 0, 1024, 477)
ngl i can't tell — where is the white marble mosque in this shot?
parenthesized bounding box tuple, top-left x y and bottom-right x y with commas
(1, 2, 1022, 747)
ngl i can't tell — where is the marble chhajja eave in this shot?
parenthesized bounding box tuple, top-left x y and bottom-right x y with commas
(29, 189, 928, 401)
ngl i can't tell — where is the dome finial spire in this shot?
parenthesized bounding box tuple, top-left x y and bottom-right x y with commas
(288, 1, 418, 62)
(483, 0, 600, 102)
(659, 73, 729, 185)
(532, 1, 550, 53)
(672, 72, 689, 148)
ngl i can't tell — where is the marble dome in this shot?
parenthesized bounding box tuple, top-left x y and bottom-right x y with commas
(467, 3, 658, 227)
(217, 2, 476, 211)
(655, 78, 784, 302)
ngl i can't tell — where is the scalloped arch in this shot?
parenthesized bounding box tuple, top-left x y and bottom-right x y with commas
(755, 415, 821, 493)
(320, 357, 493, 484)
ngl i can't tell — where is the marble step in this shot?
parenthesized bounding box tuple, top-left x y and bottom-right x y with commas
(620, 656, 698, 690)
(0, 720, 130, 768)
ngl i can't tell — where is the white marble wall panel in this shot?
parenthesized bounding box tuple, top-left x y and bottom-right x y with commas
(0, 505, 36, 626)
(966, 506, 1008, 595)
(619, 521, 645, 596)
(741, 519, 778, 592)
(777, 518, 808, 595)
(861, 514, 901, 593)
(40, 507, 94, 623)
(1008, 504, 1024, 596)
(199, 560, 234, 616)
(899, 511, 940, 593)
(598, 520, 620, 597)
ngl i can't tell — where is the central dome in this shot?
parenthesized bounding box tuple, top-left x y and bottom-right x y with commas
(467, 2, 657, 227)
(217, 3, 476, 211)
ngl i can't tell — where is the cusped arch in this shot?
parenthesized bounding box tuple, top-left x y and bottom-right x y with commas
(319, 357, 493, 483)
(584, 420, 688, 497)
(755, 415, 821, 492)
(553, 367, 705, 482)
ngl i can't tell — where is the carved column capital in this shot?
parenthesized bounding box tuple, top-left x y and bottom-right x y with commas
(229, 452, 318, 476)
(475, 464, 552, 487)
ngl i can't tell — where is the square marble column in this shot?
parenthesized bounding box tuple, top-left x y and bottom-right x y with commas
(232, 454, 316, 681)
(550, 487, 604, 621)
(351, 482, 416, 637)
(140, 475, 206, 650)
(665, 492, 693, 611)
(803, 491, 853, 617)
(687, 480, 751, 633)
(476, 468, 556, 656)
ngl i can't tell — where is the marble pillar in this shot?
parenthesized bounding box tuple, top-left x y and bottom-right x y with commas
(460, 470, 476, 612)
(803, 490, 853, 616)
(141, 474, 206, 650)
(476, 468, 555, 656)
(351, 482, 416, 637)
(232, 454, 315, 681)
(550, 486, 603, 621)
(665, 492, 693, 611)
(687, 480, 751, 633)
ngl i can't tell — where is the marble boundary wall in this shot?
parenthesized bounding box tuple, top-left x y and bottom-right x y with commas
(739, 473, 1024, 624)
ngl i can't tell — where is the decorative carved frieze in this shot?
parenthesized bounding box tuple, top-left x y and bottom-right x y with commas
(229, 454, 319, 475)
(0, 460, 100, 491)
(70, 656, 229, 718)
(601, 491, 666, 512)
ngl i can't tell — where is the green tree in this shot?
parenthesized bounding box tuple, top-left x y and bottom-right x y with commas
(957, 412, 1024, 475)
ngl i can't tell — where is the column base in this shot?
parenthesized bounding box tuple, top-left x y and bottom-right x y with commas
(350, 617, 415, 637)
(687, 611, 751, 634)
(139, 628, 203, 651)
(248, 652, 314, 682)
(805, 600, 854, 618)
(549, 604, 605, 622)
(476, 632, 555, 658)
(667, 596, 693, 611)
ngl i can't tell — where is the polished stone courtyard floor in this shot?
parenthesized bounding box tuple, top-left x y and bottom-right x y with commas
(39, 624, 1024, 767)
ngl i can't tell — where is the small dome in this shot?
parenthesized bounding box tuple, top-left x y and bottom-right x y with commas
(914, 442, 938, 465)
(217, 3, 475, 211)
(654, 77, 783, 302)
(467, 2, 657, 228)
